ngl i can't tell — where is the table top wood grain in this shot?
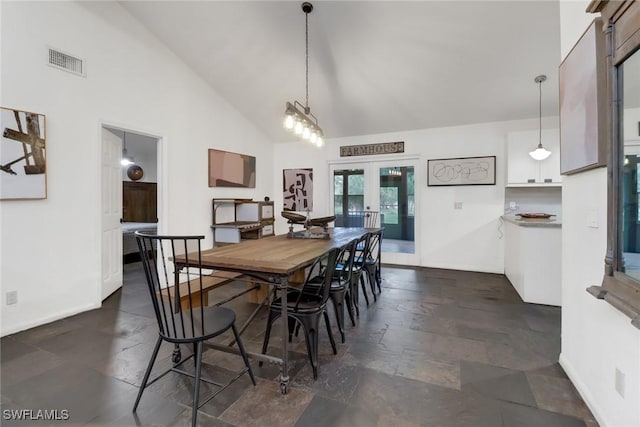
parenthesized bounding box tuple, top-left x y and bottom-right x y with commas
(175, 227, 374, 277)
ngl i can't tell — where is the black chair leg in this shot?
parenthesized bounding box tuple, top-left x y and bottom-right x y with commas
(259, 310, 279, 367)
(133, 336, 162, 412)
(192, 341, 204, 427)
(289, 317, 297, 342)
(360, 274, 370, 306)
(351, 275, 360, 316)
(344, 289, 356, 327)
(300, 316, 320, 379)
(367, 267, 377, 302)
(232, 323, 256, 386)
(330, 293, 345, 343)
(376, 266, 382, 293)
(323, 310, 337, 355)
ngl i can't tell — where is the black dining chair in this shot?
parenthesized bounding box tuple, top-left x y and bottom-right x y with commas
(303, 239, 358, 343)
(260, 247, 339, 379)
(360, 229, 383, 295)
(363, 210, 379, 228)
(133, 232, 255, 427)
(352, 232, 375, 306)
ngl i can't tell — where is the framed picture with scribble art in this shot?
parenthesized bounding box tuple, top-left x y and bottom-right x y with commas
(427, 156, 496, 186)
(0, 107, 47, 200)
(283, 168, 313, 211)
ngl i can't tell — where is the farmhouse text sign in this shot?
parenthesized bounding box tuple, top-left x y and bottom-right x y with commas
(340, 142, 404, 157)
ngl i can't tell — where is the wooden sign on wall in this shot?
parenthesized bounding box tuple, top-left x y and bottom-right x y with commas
(340, 141, 404, 157)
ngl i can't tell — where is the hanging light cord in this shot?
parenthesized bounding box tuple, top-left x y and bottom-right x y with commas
(305, 10, 309, 112)
(538, 78, 542, 147)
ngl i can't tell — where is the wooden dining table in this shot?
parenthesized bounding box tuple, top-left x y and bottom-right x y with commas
(173, 227, 375, 394)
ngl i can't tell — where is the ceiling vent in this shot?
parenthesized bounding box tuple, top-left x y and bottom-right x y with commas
(47, 47, 85, 76)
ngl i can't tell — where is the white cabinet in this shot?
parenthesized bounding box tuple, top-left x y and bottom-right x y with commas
(503, 219, 561, 306)
(507, 129, 561, 186)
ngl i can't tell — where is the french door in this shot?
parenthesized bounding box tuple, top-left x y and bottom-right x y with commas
(330, 159, 419, 266)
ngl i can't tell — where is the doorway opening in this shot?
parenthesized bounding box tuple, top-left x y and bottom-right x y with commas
(101, 125, 160, 301)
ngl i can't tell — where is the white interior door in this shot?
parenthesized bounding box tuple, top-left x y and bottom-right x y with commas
(330, 158, 420, 266)
(101, 128, 123, 300)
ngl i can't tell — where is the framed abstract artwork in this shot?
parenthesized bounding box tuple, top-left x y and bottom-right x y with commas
(559, 18, 607, 175)
(0, 107, 47, 200)
(427, 156, 496, 186)
(283, 168, 313, 211)
(208, 149, 256, 188)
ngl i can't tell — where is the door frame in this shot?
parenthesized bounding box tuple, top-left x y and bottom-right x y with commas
(328, 155, 421, 266)
(99, 121, 163, 303)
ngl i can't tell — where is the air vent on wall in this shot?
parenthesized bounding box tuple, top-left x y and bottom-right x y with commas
(47, 47, 85, 76)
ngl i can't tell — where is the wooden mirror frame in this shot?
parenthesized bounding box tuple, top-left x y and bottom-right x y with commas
(587, 0, 640, 329)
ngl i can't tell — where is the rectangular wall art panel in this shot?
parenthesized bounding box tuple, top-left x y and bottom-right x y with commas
(427, 156, 496, 186)
(0, 107, 47, 200)
(283, 168, 313, 211)
(208, 149, 256, 188)
(559, 18, 607, 175)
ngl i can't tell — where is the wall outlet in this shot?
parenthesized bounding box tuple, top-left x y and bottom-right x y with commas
(509, 201, 517, 210)
(454, 202, 463, 210)
(615, 368, 626, 398)
(6, 291, 17, 305)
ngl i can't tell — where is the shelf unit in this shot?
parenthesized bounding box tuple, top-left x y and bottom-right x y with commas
(211, 198, 274, 245)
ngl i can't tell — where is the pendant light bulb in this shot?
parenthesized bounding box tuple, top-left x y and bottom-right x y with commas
(284, 115, 294, 129)
(529, 145, 552, 160)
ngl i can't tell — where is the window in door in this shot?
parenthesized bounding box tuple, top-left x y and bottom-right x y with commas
(380, 166, 414, 254)
(334, 169, 364, 227)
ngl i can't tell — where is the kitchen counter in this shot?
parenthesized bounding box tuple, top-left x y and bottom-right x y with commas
(502, 214, 561, 228)
(503, 216, 561, 306)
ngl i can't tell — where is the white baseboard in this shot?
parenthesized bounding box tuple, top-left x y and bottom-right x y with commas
(559, 352, 607, 427)
(422, 261, 504, 275)
(1, 302, 101, 337)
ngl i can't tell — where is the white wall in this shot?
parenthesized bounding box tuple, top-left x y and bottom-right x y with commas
(504, 187, 562, 218)
(559, 2, 640, 426)
(0, 1, 274, 336)
(274, 117, 558, 274)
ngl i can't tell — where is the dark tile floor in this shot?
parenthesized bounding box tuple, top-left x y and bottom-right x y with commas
(1, 263, 598, 427)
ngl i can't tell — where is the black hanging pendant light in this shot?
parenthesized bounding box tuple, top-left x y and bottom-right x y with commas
(529, 75, 552, 161)
(283, 2, 324, 147)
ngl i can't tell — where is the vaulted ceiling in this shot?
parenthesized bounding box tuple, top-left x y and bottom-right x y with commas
(120, 1, 562, 143)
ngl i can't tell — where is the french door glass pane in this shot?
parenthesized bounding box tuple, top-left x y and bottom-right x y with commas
(380, 166, 414, 254)
(380, 187, 398, 225)
(334, 175, 343, 215)
(333, 169, 364, 227)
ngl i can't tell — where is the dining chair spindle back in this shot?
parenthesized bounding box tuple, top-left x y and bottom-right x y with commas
(133, 232, 255, 427)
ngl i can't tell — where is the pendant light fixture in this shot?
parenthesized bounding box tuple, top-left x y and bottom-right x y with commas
(121, 131, 135, 166)
(283, 2, 323, 147)
(529, 75, 552, 161)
